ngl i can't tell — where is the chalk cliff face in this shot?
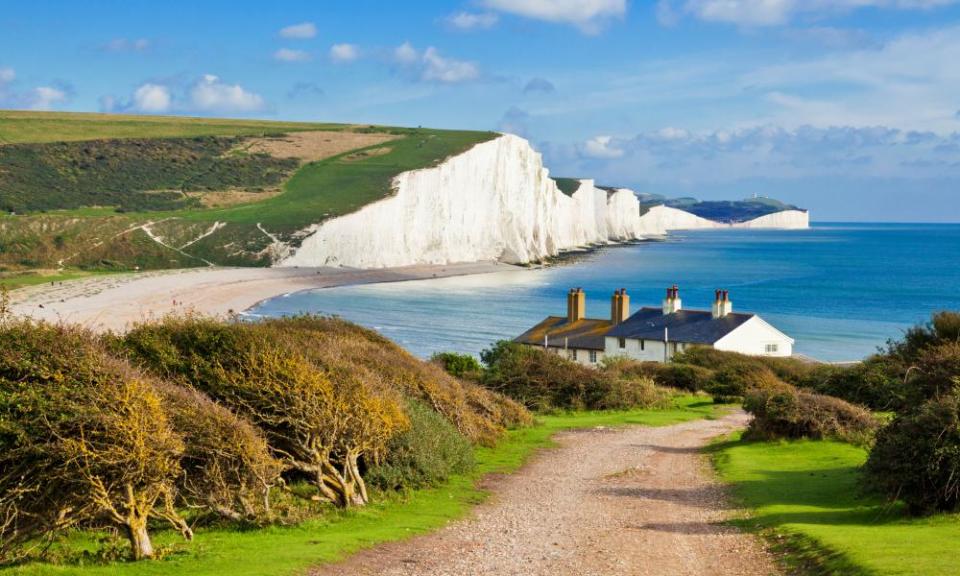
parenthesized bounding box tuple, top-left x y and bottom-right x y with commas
(280, 135, 655, 268)
(279, 134, 808, 269)
(637, 205, 809, 233)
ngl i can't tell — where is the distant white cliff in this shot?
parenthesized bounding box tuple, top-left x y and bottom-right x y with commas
(279, 134, 808, 269)
(637, 205, 809, 234)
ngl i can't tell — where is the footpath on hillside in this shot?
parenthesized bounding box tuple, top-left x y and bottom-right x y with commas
(311, 411, 779, 576)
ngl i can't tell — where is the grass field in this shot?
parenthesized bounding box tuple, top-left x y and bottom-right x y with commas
(0, 111, 334, 144)
(713, 436, 960, 575)
(1, 396, 720, 576)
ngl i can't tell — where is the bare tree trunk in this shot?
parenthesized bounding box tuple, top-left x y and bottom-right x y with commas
(126, 520, 154, 560)
(346, 453, 369, 506)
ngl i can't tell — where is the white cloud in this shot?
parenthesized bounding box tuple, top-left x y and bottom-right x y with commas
(274, 48, 311, 62)
(580, 135, 625, 158)
(189, 74, 265, 113)
(132, 83, 171, 112)
(422, 47, 480, 83)
(446, 11, 499, 29)
(29, 86, 67, 111)
(329, 43, 360, 63)
(394, 41, 419, 64)
(664, 0, 960, 27)
(0, 67, 14, 84)
(279, 22, 317, 39)
(482, 0, 626, 33)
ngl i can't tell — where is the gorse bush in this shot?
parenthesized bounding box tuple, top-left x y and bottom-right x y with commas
(479, 341, 670, 412)
(431, 352, 484, 380)
(366, 400, 475, 491)
(0, 321, 187, 562)
(865, 390, 960, 515)
(744, 382, 878, 444)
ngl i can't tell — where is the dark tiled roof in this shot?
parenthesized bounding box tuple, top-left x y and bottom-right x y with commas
(606, 307, 754, 345)
(513, 316, 612, 351)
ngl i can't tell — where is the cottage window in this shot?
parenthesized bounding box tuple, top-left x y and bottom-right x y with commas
(571, 349, 578, 361)
(640, 340, 645, 351)
(765, 343, 779, 353)
(589, 350, 598, 363)
(618, 337, 626, 349)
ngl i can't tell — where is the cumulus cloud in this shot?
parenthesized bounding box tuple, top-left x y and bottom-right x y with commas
(393, 43, 480, 84)
(329, 43, 360, 63)
(579, 135, 625, 158)
(446, 11, 499, 30)
(660, 0, 959, 27)
(132, 83, 172, 112)
(274, 48, 311, 62)
(523, 77, 556, 94)
(482, 0, 626, 33)
(102, 38, 150, 52)
(190, 74, 265, 113)
(279, 22, 317, 39)
(29, 86, 68, 110)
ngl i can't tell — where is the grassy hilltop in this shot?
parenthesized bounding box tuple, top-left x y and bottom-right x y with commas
(0, 111, 496, 281)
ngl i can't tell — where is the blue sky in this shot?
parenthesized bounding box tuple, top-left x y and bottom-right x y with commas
(2, 0, 960, 221)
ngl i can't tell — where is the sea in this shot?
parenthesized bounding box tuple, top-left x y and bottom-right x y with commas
(249, 223, 960, 362)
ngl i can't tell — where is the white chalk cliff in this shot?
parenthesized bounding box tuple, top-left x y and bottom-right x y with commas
(279, 134, 807, 269)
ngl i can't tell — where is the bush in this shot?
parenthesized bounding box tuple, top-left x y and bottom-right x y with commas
(431, 352, 484, 380)
(707, 364, 783, 403)
(121, 315, 408, 508)
(743, 383, 878, 444)
(366, 401, 475, 491)
(865, 391, 960, 514)
(153, 381, 283, 523)
(806, 357, 908, 411)
(480, 341, 670, 412)
(887, 311, 960, 365)
(0, 321, 187, 561)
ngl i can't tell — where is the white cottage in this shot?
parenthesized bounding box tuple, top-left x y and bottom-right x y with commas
(514, 286, 793, 366)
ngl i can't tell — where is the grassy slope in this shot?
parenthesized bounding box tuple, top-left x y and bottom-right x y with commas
(713, 436, 960, 575)
(3, 396, 720, 576)
(0, 111, 332, 144)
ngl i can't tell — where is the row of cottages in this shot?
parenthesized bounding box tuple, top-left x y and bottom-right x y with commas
(513, 285, 794, 366)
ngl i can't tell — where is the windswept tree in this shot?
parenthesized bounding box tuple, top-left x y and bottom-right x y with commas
(122, 316, 408, 507)
(0, 321, 187, 562)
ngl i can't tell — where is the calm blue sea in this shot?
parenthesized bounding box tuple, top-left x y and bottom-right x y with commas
(250, 223, 960, 362)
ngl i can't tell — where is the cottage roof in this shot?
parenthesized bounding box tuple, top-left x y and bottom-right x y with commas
(513, 316, 612, 351)
(606, 307, 755, 345)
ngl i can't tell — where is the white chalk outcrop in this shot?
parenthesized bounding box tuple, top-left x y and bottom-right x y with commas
(279, 133, 808, 269)
(733, 209, 809, 229)
(280, 135, 657, 268)
(637, 205, 809, 233)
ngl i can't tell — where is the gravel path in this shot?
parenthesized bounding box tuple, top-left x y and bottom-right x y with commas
(312, 411, 778, 576)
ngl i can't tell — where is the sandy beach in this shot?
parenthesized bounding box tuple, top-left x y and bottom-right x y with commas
(9, 261, 516, 333)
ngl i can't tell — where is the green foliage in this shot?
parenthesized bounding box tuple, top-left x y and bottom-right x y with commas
(480, 341, 670, 412)
(431, 352, 483, 379)
(0, 137, 297, 213)
(367, 401, 475, 491)
(865, 391, 960, 515)
(744, 382, 879, 444)
(551, 177, 582, 196)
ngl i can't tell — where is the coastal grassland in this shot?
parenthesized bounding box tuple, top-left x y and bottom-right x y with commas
(0, 111, 334, 144)
(1, 396, 719, 576)
(712, 436, 960, 575)
(552, 177, 582, 196)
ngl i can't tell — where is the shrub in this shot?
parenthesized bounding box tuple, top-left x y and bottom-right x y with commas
(480, 341, 670, 412)
(431, 352, 484, 380)
(366, 401, 475, 491)
(153, 381, 283, 523)
(887, 311, 960, 365)
(259, 316, 531, 446)
(806, 357, 908, 411)
(121, 316, 408, 508)
(0, 321, 186, 561)
(706, 364, 783, 403)
(865, 390, 960, 515)
(743, 383, 878, 444)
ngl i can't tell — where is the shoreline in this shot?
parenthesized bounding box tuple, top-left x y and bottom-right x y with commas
(9, 261, 519, 333)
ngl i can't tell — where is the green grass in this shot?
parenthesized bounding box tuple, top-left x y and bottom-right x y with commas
(0, 111, 336, 144)
(713, 436, 960, 575)
(0, 269, 123, 290)
(2, 396, 719, 576)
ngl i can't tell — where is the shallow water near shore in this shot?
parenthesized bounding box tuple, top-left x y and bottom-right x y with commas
(251, 223, 960, 362)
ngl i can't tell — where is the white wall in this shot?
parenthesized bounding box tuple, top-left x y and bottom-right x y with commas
(713, 316, 794, 357)
(604, 337, 692, 362)
(543, 346, 604, 366)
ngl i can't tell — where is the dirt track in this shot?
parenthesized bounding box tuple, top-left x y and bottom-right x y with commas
(312, 411, 778, 576)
